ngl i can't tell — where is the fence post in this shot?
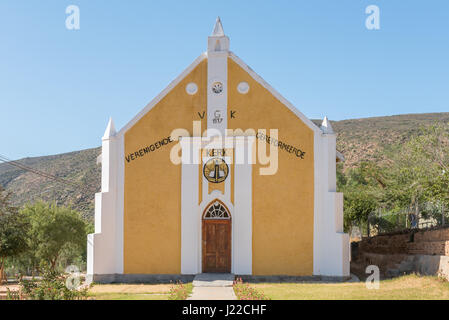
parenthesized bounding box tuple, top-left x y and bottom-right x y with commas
(443, 203, 445, 226)
(405, 208, 408, 229)
(415, 199, 419, 229)
(367, 216, 370, 238)
(396, 209, 399, 231)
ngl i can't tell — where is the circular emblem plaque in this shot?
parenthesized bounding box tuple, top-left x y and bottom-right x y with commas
(211, 82, 223, 94)
(203, 158, 229, 184)
(186, 82, 198, 95)
(237, 81, 249, 94)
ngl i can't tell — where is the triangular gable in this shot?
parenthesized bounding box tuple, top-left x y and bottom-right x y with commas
(118, 51, 322, 136)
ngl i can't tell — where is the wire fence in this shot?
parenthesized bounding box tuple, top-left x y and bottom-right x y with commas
(351, 202, 448, 238)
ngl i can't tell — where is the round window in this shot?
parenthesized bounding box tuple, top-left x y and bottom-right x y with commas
(186, 82, 198, 95)
(237, 82, 250, 94)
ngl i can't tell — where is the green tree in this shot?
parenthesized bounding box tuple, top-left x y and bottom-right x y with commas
(339, 123, 449, 234)
(386, 123, 449, 222)
(415, 124, 449, 210)
(343, 191, 378, 235)
(338, 161, 385, 234)
(21, 201, 88, 271)
(0, 186, 29, 283)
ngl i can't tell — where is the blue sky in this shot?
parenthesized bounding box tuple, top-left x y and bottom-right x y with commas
(0, 1, 448, 160)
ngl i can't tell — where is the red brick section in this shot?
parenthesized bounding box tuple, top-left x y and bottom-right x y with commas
(358, 227, 449, 256)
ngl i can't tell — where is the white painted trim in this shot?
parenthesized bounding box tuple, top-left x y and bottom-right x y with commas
(117, 53, 207, 136)
(206, 50, 228, 136)
(88, 133, 119, 276)
(232, 136, 254, 275)
(180, 136, 253, 275)
(180, 138, 201, 275)
(228, 52, 321, 134)
(313, 131, 323, 275)
(312, 130, 349, 277)
(115, 134, 124, 273)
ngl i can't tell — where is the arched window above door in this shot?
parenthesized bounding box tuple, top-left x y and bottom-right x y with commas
(203, 201, 230, 219)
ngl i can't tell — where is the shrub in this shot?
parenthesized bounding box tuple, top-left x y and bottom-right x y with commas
(168, 281, 192, 300)
(233, 278, 270, 300)
(9, 269, 89, 300)
(6, 288, 21, 300)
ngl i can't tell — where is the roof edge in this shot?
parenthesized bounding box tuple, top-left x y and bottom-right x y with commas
(228, 52, 322, 134)
(117, 53, 208, 136)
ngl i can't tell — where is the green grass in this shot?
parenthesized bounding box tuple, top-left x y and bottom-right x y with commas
(89, 275, 449, 300)
(252, 274, 449, 300)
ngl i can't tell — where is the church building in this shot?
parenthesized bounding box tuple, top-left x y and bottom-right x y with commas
(87, 18, 350, 282)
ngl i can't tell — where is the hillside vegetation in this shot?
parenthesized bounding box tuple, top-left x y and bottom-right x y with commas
(331, 113, 449, 168)
(1, 112, 448, 221)
(0, 148, 100, 221)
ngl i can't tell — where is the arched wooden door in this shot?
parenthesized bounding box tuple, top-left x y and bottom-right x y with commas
(202, 200, 231, 273)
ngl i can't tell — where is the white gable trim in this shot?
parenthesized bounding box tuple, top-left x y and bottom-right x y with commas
(117, 53, 207, 136)
(228, 52, 321, 134)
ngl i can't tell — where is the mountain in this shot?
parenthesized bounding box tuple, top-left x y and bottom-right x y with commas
(0, 148, 100, 221)
(1, 112, 448, 221)
(328, 112, 449, 167)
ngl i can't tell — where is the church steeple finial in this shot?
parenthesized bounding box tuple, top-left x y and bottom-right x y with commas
(102, 117, 116, 140)
(320, 116, 335, 134)
(212, 17, 225, 36)
(208, 17, 229, 53)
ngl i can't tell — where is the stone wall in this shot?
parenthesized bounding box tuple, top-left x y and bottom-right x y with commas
(351, 227, 449, 280)
(358, 228, 449, 256)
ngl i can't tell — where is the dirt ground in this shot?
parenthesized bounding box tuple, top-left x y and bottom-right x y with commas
(89, 283, 172, 294)
(1, 283, 173, 300)
(0, 284, 19, 300)
(2, 283, 172, 293)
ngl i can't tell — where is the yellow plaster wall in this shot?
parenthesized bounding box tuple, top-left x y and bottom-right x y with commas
(228, 58, 315, 275)
(123, 59, 207, 274)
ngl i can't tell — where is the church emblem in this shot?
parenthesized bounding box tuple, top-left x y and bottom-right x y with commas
(211, 82, 223, 94)
(203, 157, 229, 183)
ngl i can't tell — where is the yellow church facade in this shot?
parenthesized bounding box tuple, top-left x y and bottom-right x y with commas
(87, 19, 349, 282)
